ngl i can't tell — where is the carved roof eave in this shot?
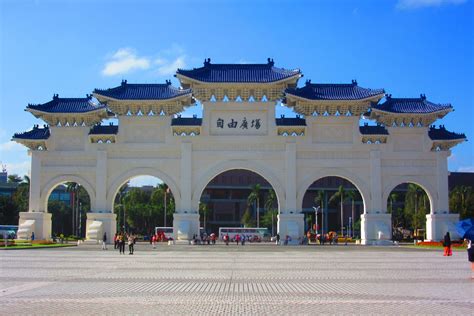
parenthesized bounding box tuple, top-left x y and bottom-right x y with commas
(26, 108, 108, 126)
(175, 74, 301, 102)
(12, 138, 47, 150)
(171, 125, 201, 136)
(431, 138, 466, 151)
(361, 135, 388, 144)
(277, 126, 306, 136)
(93, 93, 193, 116)
(89, 135, 116, 144)
(370, 108, 452, 127)
(284, 93, 384, 116)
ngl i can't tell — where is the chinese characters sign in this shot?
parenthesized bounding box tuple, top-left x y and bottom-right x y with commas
(210, 112, 267, 135)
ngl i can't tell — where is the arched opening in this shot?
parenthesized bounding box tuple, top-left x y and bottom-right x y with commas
(47, 182, 91, 238)
(198, 169, 280, 238)
(301, 176, 364, 238)
(111, 175, 175, 237)
(387, 183, 431, 241)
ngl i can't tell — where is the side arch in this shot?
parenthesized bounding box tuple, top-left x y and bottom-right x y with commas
(296, 168, 370, 213)
(41, 174, 96, 213)
(191, 159, 286, 213)
(382, 176, 436, 214)
(106, 167, 181, 212)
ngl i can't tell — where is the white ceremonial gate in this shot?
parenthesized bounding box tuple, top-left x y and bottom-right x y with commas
(13, 58, 466, 244)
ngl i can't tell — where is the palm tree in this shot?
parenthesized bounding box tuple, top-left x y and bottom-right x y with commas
(116, 182, 129, 231)
(314, 190, 325, 234)
(66, 182, 80, 236)
(406, 184, 423, 236)
(346, 190, 360, 238)
(264, 189, 278, 236)
(247, 184, 261, 227)
(453, 185, 472, 219)
(329, 185, 347, 236)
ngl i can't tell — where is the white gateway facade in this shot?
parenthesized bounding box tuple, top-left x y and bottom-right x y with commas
(13, 59, 466, 244)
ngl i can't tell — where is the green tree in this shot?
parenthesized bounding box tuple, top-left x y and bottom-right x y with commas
(0, 195, 17, 224)
(404, 184, 428, 233)
(329, 185, 347, 235)
(7, 174, 23, 184)
(450, 185, 473, 219)
(199, 202, 210, 232)
(261, 189, 278, 235)
(247, 184, 261, 227)
(241, 207, 254, 227)
(346, 190, 360, 237)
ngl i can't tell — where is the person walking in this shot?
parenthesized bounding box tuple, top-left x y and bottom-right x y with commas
(276, 233, 280, 245)
(128, 234, 134, 255)
(119, 233, 125, 254)
(466, 238, 474, 278)
(113, 233, 118, 249)
(443, 232, 452, 256)
(31, 231, 35, 241)
(235, 234, 240, 245)
(152, 234, 157, 249)
(102, 232, 107, 250)
(224, 233, 229, 246)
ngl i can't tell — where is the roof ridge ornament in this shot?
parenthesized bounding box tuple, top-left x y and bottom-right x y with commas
(267, 58, 274, 66)
(165, 80, 171, 85)
(420, 93, 426, 100)
(86, 94, 92, 100)
(121, 79, 127, 86)
(305, 79, 311, 86)
(53, 94, 59, 100)
(352, 79, 358, 85)
(385, 93, 392, 99)
(204, 58, 211, 66)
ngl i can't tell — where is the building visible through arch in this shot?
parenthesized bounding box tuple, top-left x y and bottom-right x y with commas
(12, 59, 467, 244)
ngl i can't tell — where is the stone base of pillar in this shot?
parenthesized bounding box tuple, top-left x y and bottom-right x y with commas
(85, 213, 116, 244)
(361, 213, 392, 245)
(173, 213, 199, 240)
(426, 213, 460, 241)
(277, 213, 304, 244)
(17, 212, 52, 240)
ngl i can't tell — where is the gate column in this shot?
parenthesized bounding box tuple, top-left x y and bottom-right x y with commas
(361, 150, 391, 245)
(86, 150, 116, 243)
(426, 151, 459, 241)
(278, 142, 304, 243)
(173, 142, 199, 241)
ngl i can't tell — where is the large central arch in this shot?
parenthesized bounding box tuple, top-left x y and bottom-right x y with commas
(107, 167, 181, 212)
(191, 160, 286, 214)
(296, 167, 370, 213)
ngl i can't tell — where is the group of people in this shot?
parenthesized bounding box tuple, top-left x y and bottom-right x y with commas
(104, 232, 136, 255)
(442, 232, 473, 277)
(192, 233, 217, 245)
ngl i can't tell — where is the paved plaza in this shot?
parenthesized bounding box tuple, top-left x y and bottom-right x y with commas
(0, 244, 473, 315)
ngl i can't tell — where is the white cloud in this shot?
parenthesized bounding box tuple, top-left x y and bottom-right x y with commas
(0, 141, 25, 152)
(156, 56, 186, 76)
(4, 160, 30, 177)
(396, 0, 467, 10)
(102, 48, 151, 76)
(458, 166, 474, 172)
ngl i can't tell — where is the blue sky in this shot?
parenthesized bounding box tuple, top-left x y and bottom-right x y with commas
(1, 0, 473, 183)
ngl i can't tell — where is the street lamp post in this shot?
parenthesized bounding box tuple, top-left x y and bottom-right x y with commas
(164, 188, 167, 227)
(312, 206, 320, 235)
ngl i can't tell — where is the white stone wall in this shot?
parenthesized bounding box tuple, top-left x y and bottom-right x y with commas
(21, 101, 458, 242)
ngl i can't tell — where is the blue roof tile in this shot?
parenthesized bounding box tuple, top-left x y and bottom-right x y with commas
(373, 94, 452, 114)
(171, 116, 202, 126)
(429, 125, 466, 140)
(13, 125, 50, 140)
(176, 58, 301, 83)
(94, 80, 192, 100)
(285, 80, 384, 101)
(359, 124, 389, 135)
(275, 116, 306, 126)
(27, 94, 106, 113)
(89, 124, 118, 135)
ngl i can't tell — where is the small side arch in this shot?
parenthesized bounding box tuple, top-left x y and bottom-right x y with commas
(382, 176, 436, 214)
(296, 168, 370, 213)
(41, 174, 96, 212)
(191, 160, 286, 213)
(106, 167, 181, 212)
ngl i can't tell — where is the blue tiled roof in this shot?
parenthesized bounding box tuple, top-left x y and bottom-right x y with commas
(94, 80, 192, 100)
(275, 116, 306, 126)
(359, 124, 389, 135)
(176, 58, 301, 83)
(13, 125, 50, 140)
(171, 117, 202, 126)
(373, 94, 452, 114)
(285, 80, 384, 101)
(89, 124, 118, 135)
(27, 94, 106, 113)
(429, 125, 466, 140)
